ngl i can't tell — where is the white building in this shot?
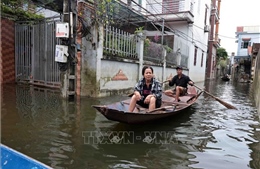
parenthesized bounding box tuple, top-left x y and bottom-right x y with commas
(235, 26, 260, 60)
(122, 0, 210, 82)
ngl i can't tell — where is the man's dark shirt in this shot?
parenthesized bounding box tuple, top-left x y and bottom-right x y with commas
(169, 74, 191, 88)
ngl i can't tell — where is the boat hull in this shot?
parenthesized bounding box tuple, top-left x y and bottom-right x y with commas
(92, 87, 202, 124)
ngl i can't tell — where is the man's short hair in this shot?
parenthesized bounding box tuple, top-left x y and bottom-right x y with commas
(176, 65, 183, 70)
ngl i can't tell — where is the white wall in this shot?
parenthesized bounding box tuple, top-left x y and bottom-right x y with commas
(100, 60, 138, 91)
(99, 60, 189, 97)
(163, 0, 210, 82)
(188, 0, 210, 82)
(237, 33, 260, 56)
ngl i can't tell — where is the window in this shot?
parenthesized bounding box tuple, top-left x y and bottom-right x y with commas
(204, 5, 208, 25)
(162, 0, 180, 13)
(241, 41, 251, 48)
(194, 47, 198, 66)
(201, 52, 204, 67)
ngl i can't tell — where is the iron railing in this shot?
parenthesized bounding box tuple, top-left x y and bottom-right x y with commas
(146, 0, 193, 14)
(15, 16, 61, 88)
(103, 25, 138, 59)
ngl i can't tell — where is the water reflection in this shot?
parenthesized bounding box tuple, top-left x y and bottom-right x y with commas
(1, 81, 260, 169)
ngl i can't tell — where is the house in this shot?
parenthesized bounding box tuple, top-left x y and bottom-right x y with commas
(15, 0, 215, 97)
(123, 0, 211, 82)
(234, 26, 260, 75)
(206, 0, 221, 79)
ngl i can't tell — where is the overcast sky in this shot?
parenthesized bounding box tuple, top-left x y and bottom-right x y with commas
(218, 0, 260, 55)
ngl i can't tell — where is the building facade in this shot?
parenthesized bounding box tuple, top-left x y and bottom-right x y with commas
(124, 0, 211, 82)
(233, 26, 260, 76)
(206, 0, 221, 79)
(235, 26, 260, 59)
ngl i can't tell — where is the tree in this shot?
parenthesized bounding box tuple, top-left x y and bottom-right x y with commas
(216, 47, 228, 61)
(1, 0, 44, 21)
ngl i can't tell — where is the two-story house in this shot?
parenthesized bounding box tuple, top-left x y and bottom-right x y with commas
(234, 26, 260, 75)
(235, 26, 260, 59)
(126, 0, 211, 82)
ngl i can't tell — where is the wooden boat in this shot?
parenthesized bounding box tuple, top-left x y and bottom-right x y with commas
(221, 74, 230, 81)
(92, 86, 203, 124)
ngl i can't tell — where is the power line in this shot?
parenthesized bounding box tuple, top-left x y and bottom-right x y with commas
(129, 0, 209, 50)
(144, 0, 209, 49)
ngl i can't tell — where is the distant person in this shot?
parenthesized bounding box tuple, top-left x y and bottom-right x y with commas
(164, 66, 194, 102)
(128, 66, 162, 112)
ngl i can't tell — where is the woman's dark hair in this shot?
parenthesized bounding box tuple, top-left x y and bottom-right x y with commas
(142, 66, 153, 75)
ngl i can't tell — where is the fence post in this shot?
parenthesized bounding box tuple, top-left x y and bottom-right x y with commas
(96, 23, 103, 88)
(162, 48, 167, 88)
(136, 32, 144, 79)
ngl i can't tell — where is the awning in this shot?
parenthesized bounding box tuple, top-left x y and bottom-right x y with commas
(242, 38, 251, 41)
(31, 0, 63, 13)
(234, 55, 251, 59)
(31, 0, 148, 25)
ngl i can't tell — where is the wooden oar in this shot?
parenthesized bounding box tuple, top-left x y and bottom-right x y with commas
(147, 106, 175, 113)
(127, 80, 168, 97)
(193, 84, 237, 110)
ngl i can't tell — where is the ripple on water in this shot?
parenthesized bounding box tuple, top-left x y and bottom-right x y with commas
(1, 81, 260, 169)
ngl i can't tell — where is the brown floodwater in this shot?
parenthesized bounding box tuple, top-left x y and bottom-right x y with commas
(1, 79, 260, 169)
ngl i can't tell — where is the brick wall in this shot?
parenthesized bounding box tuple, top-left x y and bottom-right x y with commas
(0, 18, 15, 83)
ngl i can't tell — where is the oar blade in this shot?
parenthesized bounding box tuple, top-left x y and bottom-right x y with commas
(215, 97, 238, 110)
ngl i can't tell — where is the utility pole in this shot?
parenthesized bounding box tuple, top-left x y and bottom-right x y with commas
(161, 19, 166, 88)
(59, 0, 77, 100)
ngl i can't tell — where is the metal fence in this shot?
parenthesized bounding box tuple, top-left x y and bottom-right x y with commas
(103, 25, 138, 59)
(144, 41, 164, 64)
(143, 38, 189, 68)
(166, 38, 189, 68)
(15, 17, 61, 88)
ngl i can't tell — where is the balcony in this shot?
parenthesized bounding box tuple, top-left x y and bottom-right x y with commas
(213, 38, 221, 47)
(211, 4, 220, 22)
(146, 0, 194, 23)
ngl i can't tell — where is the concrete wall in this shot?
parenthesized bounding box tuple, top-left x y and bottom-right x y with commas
(99, 59, 189, 97)
(253, 48, 260, 114)
(99, 60, 139, 97)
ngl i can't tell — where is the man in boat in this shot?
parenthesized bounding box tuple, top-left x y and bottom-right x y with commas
(164, 65, 194, 102)
(128, 66, 162, 112)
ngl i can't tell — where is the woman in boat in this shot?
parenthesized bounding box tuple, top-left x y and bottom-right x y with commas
(128, 66, 162, 112)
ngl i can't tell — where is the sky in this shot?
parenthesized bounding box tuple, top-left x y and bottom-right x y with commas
(218, 0, 260, 55)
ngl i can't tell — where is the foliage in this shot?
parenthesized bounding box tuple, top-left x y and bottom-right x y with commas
(134, 26, 144, 34)
(219, 58, 227, 68)
(93, 0, 119, 25)
(153, 34, 160, 43)
(163, 45, 173, 53)
(144, 38, 150, 56)
(216, 47, 228, 61)
(1, 0, 44, 21)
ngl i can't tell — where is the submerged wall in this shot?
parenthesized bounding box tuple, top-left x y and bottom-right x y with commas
(98, 59, 189, 97)
(253, 48, 260, 114)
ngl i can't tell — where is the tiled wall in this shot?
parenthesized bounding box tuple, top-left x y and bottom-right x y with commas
(1, 18, 15, 83)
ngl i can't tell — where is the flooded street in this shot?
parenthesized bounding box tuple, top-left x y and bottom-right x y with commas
(1, 80, 260, 169)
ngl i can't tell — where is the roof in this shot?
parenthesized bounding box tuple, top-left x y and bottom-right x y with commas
(31, 0, 148, 25)
(31, 0, 63, 13)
